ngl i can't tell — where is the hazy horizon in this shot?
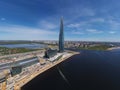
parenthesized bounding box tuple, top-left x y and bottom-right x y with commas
(0, 40, 120, 43)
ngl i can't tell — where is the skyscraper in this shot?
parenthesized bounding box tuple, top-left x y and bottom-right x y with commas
(59, 17, 64, 52)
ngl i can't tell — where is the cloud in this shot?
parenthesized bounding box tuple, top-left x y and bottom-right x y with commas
(0, 25, 58, 40)
(0, 25, 57, 35)
(67, 17, 105, 28)
(90, 18, 105, 23)
(67, 21, 88, 28)
(109, 31, 116, 34)
(106, 16, 120, 30)
(67, 23, 80, 28)
(1, 18, 6, 21)
(80, 8, 95, 16)
(65, 6, 95, 17)
(38, 20, 57, 30)
(109, 21, 120, 30)
(62, 6, 96, 23)
(71, 30, 84, 35)
(86, 29, 103, 33)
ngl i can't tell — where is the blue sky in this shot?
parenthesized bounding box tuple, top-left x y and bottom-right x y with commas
(0, 0, 120, 41)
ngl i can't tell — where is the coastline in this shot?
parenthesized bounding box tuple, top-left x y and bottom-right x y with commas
(14, 51, 79, 90)
(107, 47, 120, 50)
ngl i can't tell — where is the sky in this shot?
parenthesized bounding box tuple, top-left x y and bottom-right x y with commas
(0, 0, 120, 42)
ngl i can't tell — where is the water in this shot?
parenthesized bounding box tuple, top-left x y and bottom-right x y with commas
(22, 49, 120, 90)
(0, 43, 47, 49)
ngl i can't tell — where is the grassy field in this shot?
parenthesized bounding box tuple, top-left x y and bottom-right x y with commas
(0, 47, 38, 55)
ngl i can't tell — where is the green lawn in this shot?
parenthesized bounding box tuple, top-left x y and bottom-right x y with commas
(0, 47, 38, 55)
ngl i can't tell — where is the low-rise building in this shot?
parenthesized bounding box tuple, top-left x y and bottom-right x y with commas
(44, 49, 57, 58)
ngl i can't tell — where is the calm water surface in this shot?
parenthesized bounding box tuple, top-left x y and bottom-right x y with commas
(0, 43, 47, 49)
(22, 49, 120, 90)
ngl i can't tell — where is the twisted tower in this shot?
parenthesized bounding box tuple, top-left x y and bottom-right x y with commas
(59, 17, 64, 52)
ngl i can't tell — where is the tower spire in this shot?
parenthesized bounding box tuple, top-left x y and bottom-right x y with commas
(59, 17, 64, 52)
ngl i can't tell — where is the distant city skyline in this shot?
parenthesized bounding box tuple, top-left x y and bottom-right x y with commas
(0, 0, 120, 42)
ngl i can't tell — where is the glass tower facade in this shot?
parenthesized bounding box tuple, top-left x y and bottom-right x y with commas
(59, 17, 64, 52)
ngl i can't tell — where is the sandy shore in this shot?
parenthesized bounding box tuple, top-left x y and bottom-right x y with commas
(107, 47, 120, 50)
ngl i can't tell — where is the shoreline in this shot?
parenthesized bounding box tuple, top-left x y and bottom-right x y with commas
(14, 51, 79, 90)
(107, 47, 120, 50)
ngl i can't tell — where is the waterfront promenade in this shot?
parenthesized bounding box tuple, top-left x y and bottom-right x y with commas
(13, 51, 79, 90)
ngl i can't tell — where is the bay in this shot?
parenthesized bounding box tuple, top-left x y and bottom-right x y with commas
(0, 43, 47, 49)
(22, 49, 120, 90)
